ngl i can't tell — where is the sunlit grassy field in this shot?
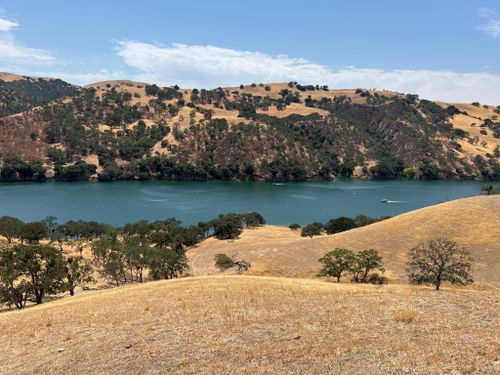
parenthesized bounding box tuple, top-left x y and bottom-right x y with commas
(1, 276, 498, 374)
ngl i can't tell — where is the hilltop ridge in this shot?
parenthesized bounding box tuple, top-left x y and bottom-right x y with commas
(0, 73, 498, 182)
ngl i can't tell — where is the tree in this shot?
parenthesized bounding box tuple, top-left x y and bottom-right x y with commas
(19, 221, 47, 244)
(0, 216, 24, 243)
(101, 249, 127, 286)
(65, 257, 94, 296)
(213, 214, 243, 240)
(148, 248, 188, 280)
(214, 253, 251, 274)
(324, 217, 357, 234)
(300, 222, 323, 237)
(242, 212, 265, 228)
(353, 249, 385, 282)
(0, 249, 31, 308)
(0, 244, 66, 306)
(318, 248, 357, 282)
(42, 216, 59, 242)
(406, 238, 473, 290)
(122, 241, 151, 283)
(288, 223, 301, 231)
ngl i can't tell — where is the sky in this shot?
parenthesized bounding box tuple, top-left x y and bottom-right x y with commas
(0, 0, 500, 103)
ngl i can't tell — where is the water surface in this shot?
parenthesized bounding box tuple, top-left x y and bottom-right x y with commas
(0, 180, 485, 226)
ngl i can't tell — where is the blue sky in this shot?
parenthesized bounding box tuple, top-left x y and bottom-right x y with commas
(1, 0, 500, 103)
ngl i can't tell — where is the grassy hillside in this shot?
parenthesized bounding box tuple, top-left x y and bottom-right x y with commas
(0, 276, 498, 374)
(0, 74, 498, 181)
(188, 195, 500, 283)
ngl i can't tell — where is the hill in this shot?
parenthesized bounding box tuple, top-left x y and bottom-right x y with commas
(188, 195, 500, 283)
(0, 276, 498, 374)
(0, 74, 498, 182)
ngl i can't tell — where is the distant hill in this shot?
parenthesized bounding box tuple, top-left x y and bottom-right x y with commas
(0, 73, 78, 117)
(188, 195, 500, 283)
(0, 74, 498, 181)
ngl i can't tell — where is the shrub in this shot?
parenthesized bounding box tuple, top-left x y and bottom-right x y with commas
(288, 223, 301, 230)
(300, 222, 323, 237)
(367, 272, 388, 284)
(214, 253, 234, 270)
(242, 212, 265, 228)
(324, 217, 357, 234)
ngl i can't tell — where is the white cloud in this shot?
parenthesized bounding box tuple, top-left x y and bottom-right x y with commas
(42, 69, 125, 86)
(478, 8, 496, 19)
(0, 16, 54, 68)
(480, 19, 500, 37)
(116, 41, 332, 88)
(478, 8, 500, 37)
(0, 17, 18, 31)
(116, 41, 500, 104)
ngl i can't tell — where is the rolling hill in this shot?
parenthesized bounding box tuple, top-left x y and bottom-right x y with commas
(0, 74, 498, 182)
(0, 276, 498, 374)
(188, 195, 500, 283)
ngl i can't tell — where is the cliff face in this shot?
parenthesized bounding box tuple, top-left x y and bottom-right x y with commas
(0, 76, 498, 181)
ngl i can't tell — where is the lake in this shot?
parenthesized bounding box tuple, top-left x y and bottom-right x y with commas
(0, 180, 486, 226)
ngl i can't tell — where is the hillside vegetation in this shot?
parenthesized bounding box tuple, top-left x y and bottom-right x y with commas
(189, 195, 500, 283)
(0, 74, 498, 181)
(0, 276, 498, 374)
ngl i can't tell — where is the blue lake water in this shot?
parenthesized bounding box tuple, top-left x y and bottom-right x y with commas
(0, 180, 487, 226)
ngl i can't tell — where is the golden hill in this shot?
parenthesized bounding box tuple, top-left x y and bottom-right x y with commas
(0, 276, 498, 374)
(59, 79, 500, 165)
(188, 195, 500, 283)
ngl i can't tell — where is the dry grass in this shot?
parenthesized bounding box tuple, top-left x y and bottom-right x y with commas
(0, 276, 498, 374)
(188, 195, 500, 283)
(391, 305, 422, 323)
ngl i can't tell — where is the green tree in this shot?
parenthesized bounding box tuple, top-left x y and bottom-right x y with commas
(123, 240, 151, 283)
(213, 214, 243, 240)
(242, 212, 265, 228)
(318, 248, 357, 282)
(0, 244, 66, 305)
(19, 221, 47, 244)
(406, 239, 473, 290)
(300, 222, 323, 237)
(101, 249, 127, 286)
(324, 217, 357, 234)
(353, 249, 385, 282)
(148, 248, 188, 280)
(0, 216, 24, 243)
(65, 257, 94, 296)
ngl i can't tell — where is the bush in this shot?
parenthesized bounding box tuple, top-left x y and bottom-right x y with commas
(288, 223, 301, 230)
(300, 222, 323, 237)
(242, 212, 265, 228)
(214, 253, 234, 270)
(324, 217, 357, 234)
(367, 273, 388, 284)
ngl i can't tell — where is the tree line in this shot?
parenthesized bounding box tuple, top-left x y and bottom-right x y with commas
(0, 211, 265, 309)
(290, 214, 392, 237)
